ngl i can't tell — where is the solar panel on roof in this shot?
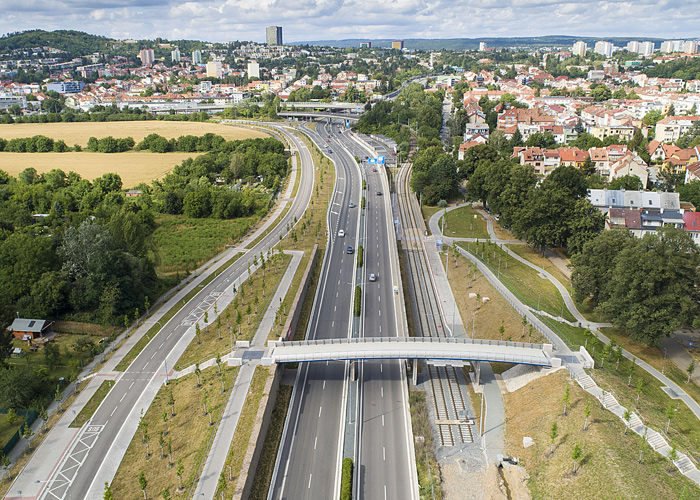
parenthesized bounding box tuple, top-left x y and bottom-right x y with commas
(28, 320, 35, 328)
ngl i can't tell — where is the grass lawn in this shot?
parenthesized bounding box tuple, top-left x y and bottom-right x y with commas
(438, 205, 489, 240)
(152, 214, 258, 275)
(174, 253, 291, 370)
(458, 242, 577, 323)
(52, 321, 116, 337)
(409, 389, 443, 499)
(421, 205, 442, 234)
(508, 244, 573, 293)
(0, 121, 268, 148)
(505, 369, 700, 499)
(8, 334, 94, 380)
(537, 315, 589, 349)
(216, 366, 270, 498)
(440, 251, 549, 345)
(110, 365, 237, 498)
(249, 383, 293, 500)
(0, 415, 27, 449)
(70, 380, 114, 428)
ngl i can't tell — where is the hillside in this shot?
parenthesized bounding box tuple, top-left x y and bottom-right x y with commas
(0, 29, 112, 58)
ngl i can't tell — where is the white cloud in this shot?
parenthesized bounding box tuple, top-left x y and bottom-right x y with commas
(1, 0, 700, 43)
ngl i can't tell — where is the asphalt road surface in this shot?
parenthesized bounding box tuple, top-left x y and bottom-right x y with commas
(269, 121, 362, 499)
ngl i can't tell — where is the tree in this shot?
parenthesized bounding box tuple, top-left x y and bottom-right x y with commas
(608, 175, 643, 191)
(104, 482, 114, 500)
(22, 424, 34, 450)
(623, 409, 632, 434)
(194, 363, 201, 387)
(563, 383, 571, 416)
(666, 402, 675, 432)
(246, 304, 252, 325)
(571, 442, 583, 473)
(591, 84, 612, 101)
(5, 409, 18, 426)
(583, 400, 592, 431)
(195, 323, 201, 344)
(521, 316, 527, 338)
(162, 489, 171, 500)
(159, 430, 166, 458)
(687, 360, 696, 383)
(643, 110, 663, 127)
(176, 458, 184, 489)
(550, 421, 559, 455)
(168, 391, 175, 416)
(138, 470, 148, 499)
(669, 446, 679, 462)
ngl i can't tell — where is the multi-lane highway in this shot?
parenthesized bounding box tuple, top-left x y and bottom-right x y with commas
(270, 120, 417, 500)
(23, 124, 315, 500)
(269, 121, 363, 499)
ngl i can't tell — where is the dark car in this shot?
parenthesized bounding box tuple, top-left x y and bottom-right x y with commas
(347, 246, 354, 254)
(376, 191, 382, 196)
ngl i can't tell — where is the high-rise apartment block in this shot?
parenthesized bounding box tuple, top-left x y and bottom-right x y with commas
(572, 41, 587, 57)
(360, 42, 371, 48)
(594, 41, 614, 58)
(479, 41, 487, 51)
(139, 48, 155, 66)
(192, 50, 202, 64)
(247, 61, 260, 78)
(392, 40, 404, 50)
(206, 61, 223, 79)
(639, 41, 655, 56)
(171, 47, 180, 63)
(661, 40, 684, 53)
(683, 40, 699, 54)
(266, 26, 283, 46)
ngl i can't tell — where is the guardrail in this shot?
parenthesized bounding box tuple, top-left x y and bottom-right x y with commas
(274, 336, 546, 350)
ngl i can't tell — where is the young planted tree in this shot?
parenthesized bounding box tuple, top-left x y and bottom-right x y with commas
(22, 424, 34, 451)
(216, 316, 222, 340)
(138, 470, 148, 499)
(159, 431, 166, 459)
(623, 409, 632, 434)
(563, 383, 571, 416)
(217, 470, 227, 500)
(168, 391, 176, 417)
(204, 311, 209, 333)
(571, 442, 583, 474)
(549, 421, 559, 455)
(666, 402, 675, 432)
(195, 364, 202, 387)
(687, 360, 696, 383)
(216, 353, 222, 375)
(498, 320, 505, 341)
(162, 410, 168, 436)
(104, 482, 114, 500)
(195, 323, 201, 345)
(167, 436, 173, 466)
(254, 295, 259, 314)
(583, 400, 592, 431)
(528, 324, 534, 343)
(669, 446, 679, 462)
(143, 428, 150, 458)
(628, 358, 636, 386)
(246, 304, 252, 325)
(236, 310, 242, 335)
(521, 315, 527, 338)
(176, 458, 184, 490)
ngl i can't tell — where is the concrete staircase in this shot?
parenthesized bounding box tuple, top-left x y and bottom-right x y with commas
(575, 373, 700, 485)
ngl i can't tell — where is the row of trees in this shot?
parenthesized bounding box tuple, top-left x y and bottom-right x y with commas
(0, 135, 70, 153)
(571, 227, 700, 346)
(465, 148, 604, 254)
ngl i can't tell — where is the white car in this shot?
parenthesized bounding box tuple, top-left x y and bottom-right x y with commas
(338, 229, 345, 237)
(369, 273, 376, 282)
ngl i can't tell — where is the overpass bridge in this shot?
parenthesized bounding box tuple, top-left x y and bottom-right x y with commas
(261, 336, 559, 383)
(278, 111, 361, 122)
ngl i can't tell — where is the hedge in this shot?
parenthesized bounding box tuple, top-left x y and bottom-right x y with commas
(340, 457, 354, 500)
(357, 246, 363, 268)
(354, 286, 362, 317)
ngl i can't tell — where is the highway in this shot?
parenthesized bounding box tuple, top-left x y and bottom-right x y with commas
(27, 124, 315, 500)
(269, 120, 362, 499)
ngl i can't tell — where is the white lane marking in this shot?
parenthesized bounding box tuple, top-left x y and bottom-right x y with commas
(379, 310, 381, 316)
(319, 406, 322, 417)
(381, 387, 384, 398)
(110, 406, 117, 417)
(159, 342, 164, 349)
(384, 485, 387, 500)
(378, 296, 381, 302)
(167, 332, 172, 340)
(380, 364, 383, 372)
(382, 414, 385, 426)
(336, 292, 339, 297)
(383, 446, 386, 461)
(308, 474, 313, 489)
(150, 351, 156, 360)
(144, 362, 149, 369)
(129, 382, 135, 389)
(323, 380, 326, 389)
(120, 393, 126, 403)
(314, 436, 318, 450)
(334, 306, 337, 311)
(332, 321, 334, 327)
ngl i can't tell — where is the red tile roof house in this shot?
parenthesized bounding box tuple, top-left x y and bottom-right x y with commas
(684, 211, 700, 245)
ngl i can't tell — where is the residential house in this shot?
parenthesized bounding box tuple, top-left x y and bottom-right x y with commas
(6, 318, 52, 341)
(608, 152, 649, 186)
(557, 147, 589, 167)
(647, 139, 680, 162)
(683, 211, 700, 244)
(654, 115, 700, 143)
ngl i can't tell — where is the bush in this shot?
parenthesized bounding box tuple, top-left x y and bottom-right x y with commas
(340, 457, 353, 500)
(354, 286, 361, 317)
(357, 246, 363, 268)
(361, 196, 366, 209)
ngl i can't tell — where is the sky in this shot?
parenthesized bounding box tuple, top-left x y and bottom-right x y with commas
(1, 0, 699, 43)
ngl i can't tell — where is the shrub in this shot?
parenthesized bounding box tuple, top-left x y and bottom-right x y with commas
(354, 286, 361, 317)
(340, 458, 353, 500)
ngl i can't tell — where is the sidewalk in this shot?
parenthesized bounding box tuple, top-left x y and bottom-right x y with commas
(192, 251, 303, 500)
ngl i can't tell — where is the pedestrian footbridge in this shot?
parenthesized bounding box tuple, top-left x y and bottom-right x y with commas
(264, 336, 559, 368)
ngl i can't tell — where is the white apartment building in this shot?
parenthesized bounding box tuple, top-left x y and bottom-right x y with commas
(654, 116, 700, 143)
(660, 40, 684, 53)
(572, 41, 587, 57)
(683, 40, 699, 54)
(206, 60, 223, 79)
(247, 61, 260, 78)
(594, 41, 614, 58)
(192, 50, 202, 64)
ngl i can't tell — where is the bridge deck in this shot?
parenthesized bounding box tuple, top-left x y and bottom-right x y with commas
(267, 337, 556, 367)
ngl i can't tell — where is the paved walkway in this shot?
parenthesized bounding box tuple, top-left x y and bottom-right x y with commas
(192, 251, 303, 500)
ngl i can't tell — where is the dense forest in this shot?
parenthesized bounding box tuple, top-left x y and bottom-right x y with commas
(0, 135, 288, 329)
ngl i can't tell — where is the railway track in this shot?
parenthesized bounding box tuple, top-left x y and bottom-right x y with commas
(395, 155, 473, 447)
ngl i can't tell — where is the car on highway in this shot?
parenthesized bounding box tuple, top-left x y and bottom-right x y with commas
(338, 229, 345, 237)
(349, 202, 355, 208)
(347, 246, 354, 254)
(376, 191, 382, 196)
(368, 273, 376, 282)
(373, 168, 377, 172)
(328, 149, 333, 154)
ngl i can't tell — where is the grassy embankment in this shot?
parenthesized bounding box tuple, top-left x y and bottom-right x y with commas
(109, 366, 236, 498)
(437, 204, 490, 240)
(505, 369, 700, 499)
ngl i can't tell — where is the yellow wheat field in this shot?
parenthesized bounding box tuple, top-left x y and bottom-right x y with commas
(0, 151, 203, 188)
(0, 123, 269, 187)
(0, 121, 267, 147)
